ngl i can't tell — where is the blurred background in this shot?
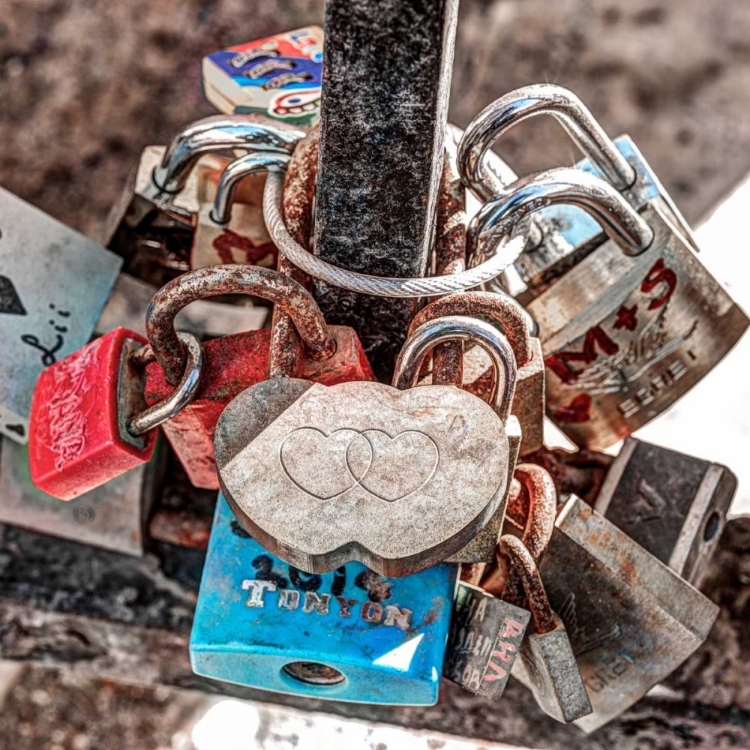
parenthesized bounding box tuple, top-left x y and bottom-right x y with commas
(1, 0, 750, 747)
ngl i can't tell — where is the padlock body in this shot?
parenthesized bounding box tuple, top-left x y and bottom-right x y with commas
(143, 325, 375, 490)
(29, 327, 156, 501)
(529, 205, 749, 450)
(443, 582, 529, 699)
(190, 494, 457, 704)
(512, 614, 592, 723)
(539, 496, 718, 732)
(594, 437, 737, 587)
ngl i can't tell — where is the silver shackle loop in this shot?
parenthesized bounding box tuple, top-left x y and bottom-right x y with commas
(210, 152, 291, 225)
(459, 84, 637, 202)
(393, 315, 518, 424)
(468, 168, 654, 269)
(153, 116, 304, 194)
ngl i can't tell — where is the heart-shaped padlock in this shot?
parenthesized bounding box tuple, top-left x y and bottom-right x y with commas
(214, 315, 519, 577)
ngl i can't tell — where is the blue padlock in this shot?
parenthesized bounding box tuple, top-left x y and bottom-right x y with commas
(190, 494, 458, 704)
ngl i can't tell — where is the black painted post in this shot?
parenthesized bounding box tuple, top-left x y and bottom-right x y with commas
(314, 0, 459, 379)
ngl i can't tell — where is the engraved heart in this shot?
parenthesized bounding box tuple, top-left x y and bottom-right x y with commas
(347, 429, 438, 502)
(280, 428, 365, 500)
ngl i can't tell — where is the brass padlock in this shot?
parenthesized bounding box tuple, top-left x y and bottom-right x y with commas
(594, 437, 737, 588)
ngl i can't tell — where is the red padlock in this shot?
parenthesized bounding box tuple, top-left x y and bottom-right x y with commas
(29, 327, 204, 501)
(143, 264, 375, 490)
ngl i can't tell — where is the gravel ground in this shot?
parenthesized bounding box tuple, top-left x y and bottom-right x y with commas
(2, 0, 750, 747)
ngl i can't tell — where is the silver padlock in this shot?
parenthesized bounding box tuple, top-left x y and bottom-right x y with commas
(104, 116, 303, 283)
(497, 466, 591, 724)
(444, 574, 530, 700)
(215, 315, 519, 576)
(190, 152, 290, 270)
(467, 165, 748, 451)
(594, 437, 737, 588)
(538, 494, 719, 732)
(0, 187, 122, 443)
(458, 83, 701, 295)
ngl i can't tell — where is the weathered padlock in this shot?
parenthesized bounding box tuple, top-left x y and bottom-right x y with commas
(190, 152, 290, 270)
(216, 315, 519, 577)
(143, 265, 374, 490)
(594, 437, 737, 588)
(28, 326, 203, 500)
(537, 494, 719, 732)
(0, 187, 122, 444)
(202, 26, 324, 127)
(496, 466, 591, 723)
(468, 165, 748, 450)
(443, 573, 529, 700)
(104, 116, 303, 284)
(190, 493, 457, 704)
(410, 291, 544, 455)
(459, 83, 702, 292)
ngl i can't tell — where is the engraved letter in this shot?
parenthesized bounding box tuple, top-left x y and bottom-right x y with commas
(241, 579, 277, 608)
(500, 618, 525, 639)
(336, 596, 357, 618)
(302, 592, 330, 615)
(361, 601, 383, 623)
(383, 605, 412, 631)
(278, 589, 300, 611)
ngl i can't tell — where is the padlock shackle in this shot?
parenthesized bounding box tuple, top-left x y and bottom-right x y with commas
(153, 116, 303, 194)
(468, 167, 654, 267)
(393, 315, 517, 423)
(211, 152, 292, 225)
(146, 265, 336, 385)
(409, 291, 533, 367)
(459, 83, 637, 202)
(499, 535, 556, 635)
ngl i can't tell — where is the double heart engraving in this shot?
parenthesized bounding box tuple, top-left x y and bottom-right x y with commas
(279, 427, 440, 502)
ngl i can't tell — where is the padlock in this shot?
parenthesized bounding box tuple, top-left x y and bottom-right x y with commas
(443, 575, 529, 700)
(28, 326, 203, 501)
(202, 27, 324, 127)
(143, 265, 374, 491)
(104, 116, 303, 285)
(0, 187, 122, 444)
(190, 492, 457, 704)
(410, 291, 544, 455)
(594, 437, 737, 588)
(216, 314, 519, 576)
(459, 83, 703, 295)
(467, 164, 748, 450)
(537, 494, 719, 732)
(493, 465, 591, 723)
(189, 152, 290, 271)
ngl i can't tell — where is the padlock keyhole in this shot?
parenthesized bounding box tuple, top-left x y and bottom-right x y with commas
(703, 511, 721, 543)
(282, 661, 345, 686)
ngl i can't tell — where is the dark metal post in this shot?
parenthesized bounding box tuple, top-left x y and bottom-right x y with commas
(314, 0, 459, 379)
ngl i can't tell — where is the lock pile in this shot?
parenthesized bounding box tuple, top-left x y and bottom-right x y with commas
(0, 24, 746, 734)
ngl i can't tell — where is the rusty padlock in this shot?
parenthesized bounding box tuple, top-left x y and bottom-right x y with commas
(28, 327, 203, 501)
(411, 292, 544, 456)
(594, 437, 737, 588)
(143, 265, 374, 490)
(190, 152, 291, 271)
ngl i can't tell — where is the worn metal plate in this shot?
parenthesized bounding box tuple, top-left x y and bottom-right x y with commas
(594, 437, 737, 587)
(443, 582, 529, 700)
(531, 205, 749, 450)
(191, 493, 457, 705)
(0, 187, 122, 443)
(313, 0, 458, 379)
(538, 495, 719, 732)
(0, 437, 161, 556)
(216, 380, 509, 576)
